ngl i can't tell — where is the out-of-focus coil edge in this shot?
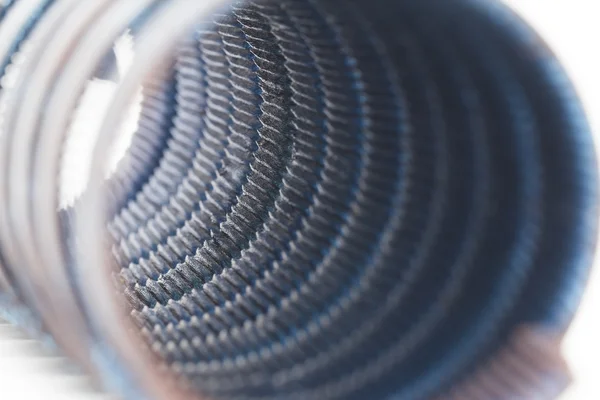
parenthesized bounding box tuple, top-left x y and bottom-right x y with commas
(0, 1, 597, 400)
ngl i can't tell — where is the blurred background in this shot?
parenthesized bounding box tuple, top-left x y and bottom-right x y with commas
(504, 2, 600, 399)
(0, 1, 598, 399)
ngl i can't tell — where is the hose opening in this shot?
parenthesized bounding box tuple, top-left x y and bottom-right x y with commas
(0, 1, 596, 399)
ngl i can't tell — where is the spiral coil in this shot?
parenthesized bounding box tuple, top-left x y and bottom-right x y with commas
(0, 1, 597, 400)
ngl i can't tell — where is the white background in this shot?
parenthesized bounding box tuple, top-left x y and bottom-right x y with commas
(504, 2, 600, 399)
(0, 1, 599, 399)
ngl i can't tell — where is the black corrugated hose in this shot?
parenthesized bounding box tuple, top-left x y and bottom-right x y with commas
(0, 1, 597, 400)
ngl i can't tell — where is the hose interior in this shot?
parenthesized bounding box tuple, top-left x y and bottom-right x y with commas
(0, 1, 597, 399)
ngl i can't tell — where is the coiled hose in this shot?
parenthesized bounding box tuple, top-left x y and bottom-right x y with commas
(0, 1, 597, 399)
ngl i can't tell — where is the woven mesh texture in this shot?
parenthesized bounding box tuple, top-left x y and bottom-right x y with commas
(0, 0, 597, 399)
(96, 1, 597, 399)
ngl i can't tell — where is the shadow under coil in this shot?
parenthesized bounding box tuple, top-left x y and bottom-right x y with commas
(0, 0, 597, 399)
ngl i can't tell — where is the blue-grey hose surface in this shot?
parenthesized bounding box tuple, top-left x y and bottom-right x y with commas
(0, 1, 597, 399)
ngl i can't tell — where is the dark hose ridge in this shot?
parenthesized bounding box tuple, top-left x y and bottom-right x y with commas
(0, 1, 596, 400)
(89, 1, 597, 399)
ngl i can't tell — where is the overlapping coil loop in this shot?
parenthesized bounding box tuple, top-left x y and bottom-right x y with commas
(0, 1, 597, 400)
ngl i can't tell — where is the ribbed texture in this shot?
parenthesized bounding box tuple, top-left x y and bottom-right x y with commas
(0, 0, 597, 399)
(96, 1, 595, 399)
